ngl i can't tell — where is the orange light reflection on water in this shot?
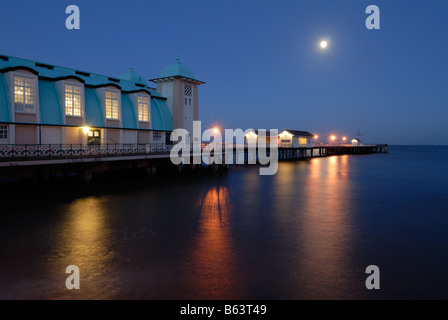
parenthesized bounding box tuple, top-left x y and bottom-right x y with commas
(300, 155, 355, 298)
(186, 186, 239, 299)
(51, 197, 116, 299)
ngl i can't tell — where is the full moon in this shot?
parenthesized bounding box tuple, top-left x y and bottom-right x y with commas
(320, 40, 328, 49)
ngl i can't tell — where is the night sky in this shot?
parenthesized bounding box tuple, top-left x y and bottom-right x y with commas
(1, 0, 447, 145)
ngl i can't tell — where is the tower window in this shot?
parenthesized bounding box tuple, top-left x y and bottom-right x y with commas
(65, 84, 82, 116)
(14, 76, 35, 113)
(138, 96, 149, 122)
(183, 84, 193, 107)
(184, 84, 192, 97)
(105, 90, 119, 119)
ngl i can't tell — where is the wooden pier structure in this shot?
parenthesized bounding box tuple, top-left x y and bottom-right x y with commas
(0, 143, 388, 181)
(278, 144, 389, 160)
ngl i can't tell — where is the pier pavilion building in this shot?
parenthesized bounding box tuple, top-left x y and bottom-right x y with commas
(278, 130, 314, 148)
(0, 55, 204, 146)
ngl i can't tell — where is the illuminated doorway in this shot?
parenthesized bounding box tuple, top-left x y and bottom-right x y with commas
(87, 129, 101, 145)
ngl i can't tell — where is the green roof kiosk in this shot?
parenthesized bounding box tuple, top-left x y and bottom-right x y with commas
(150, 59, 205, 142)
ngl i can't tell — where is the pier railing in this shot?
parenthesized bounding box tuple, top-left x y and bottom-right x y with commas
(0, 143, 175, 161)
(0, 143, 388, 162)
(0, 143, 232, 161)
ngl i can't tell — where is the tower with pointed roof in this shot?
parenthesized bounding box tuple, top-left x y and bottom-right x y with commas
(150, 59, 205, 140)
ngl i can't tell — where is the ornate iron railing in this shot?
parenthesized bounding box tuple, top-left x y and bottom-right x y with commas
(0, 143, 314, 162)
(0, 143, 386, 163)
(0, 143, 235, 161)
(0, 143, 175, 161)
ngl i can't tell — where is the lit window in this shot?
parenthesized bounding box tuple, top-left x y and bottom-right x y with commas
(138, 96, 149, 122)
(299, 137, 307, 145)
(0, 125, 7, 140)
(14, 76, 34, 112)
(105, 90, 119, 119)
(65, 84, 82, 116)
(153, 131, 162, 141)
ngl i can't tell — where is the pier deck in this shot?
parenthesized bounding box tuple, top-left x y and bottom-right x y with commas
(0, 143, 388, 180)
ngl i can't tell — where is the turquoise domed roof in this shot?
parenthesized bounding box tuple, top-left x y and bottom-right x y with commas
(119, 68, 146, 84)
(160, 58, 196, 80)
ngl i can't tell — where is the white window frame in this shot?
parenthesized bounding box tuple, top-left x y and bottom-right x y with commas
(13, 74, 36, 113)
(0, 125, 8, 140)
(137, 95, 150, 122)
(105, 89, 120, 120)
(65, 83, 83, 117)
(153, 131, 162, 142)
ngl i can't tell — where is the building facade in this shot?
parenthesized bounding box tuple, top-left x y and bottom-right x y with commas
(0, 55, 204, 146)
(244, 129, 314, 147)
(278, 130, 314, 148)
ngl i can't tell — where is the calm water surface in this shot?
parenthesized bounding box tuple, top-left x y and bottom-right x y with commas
(0, 146, 447, 299)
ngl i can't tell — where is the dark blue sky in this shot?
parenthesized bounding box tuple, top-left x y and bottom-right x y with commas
(1, 0, 447, 144)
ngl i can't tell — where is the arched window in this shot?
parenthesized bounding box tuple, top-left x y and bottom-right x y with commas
(138, 95, 149, 122)
(14, 75, 35, 112)
(105, 90, 119, 119)
(65, 83, 82, 116)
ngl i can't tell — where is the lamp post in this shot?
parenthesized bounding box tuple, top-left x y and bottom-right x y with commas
(330, 135, 336, 145)
(313, 135, 319, 146)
